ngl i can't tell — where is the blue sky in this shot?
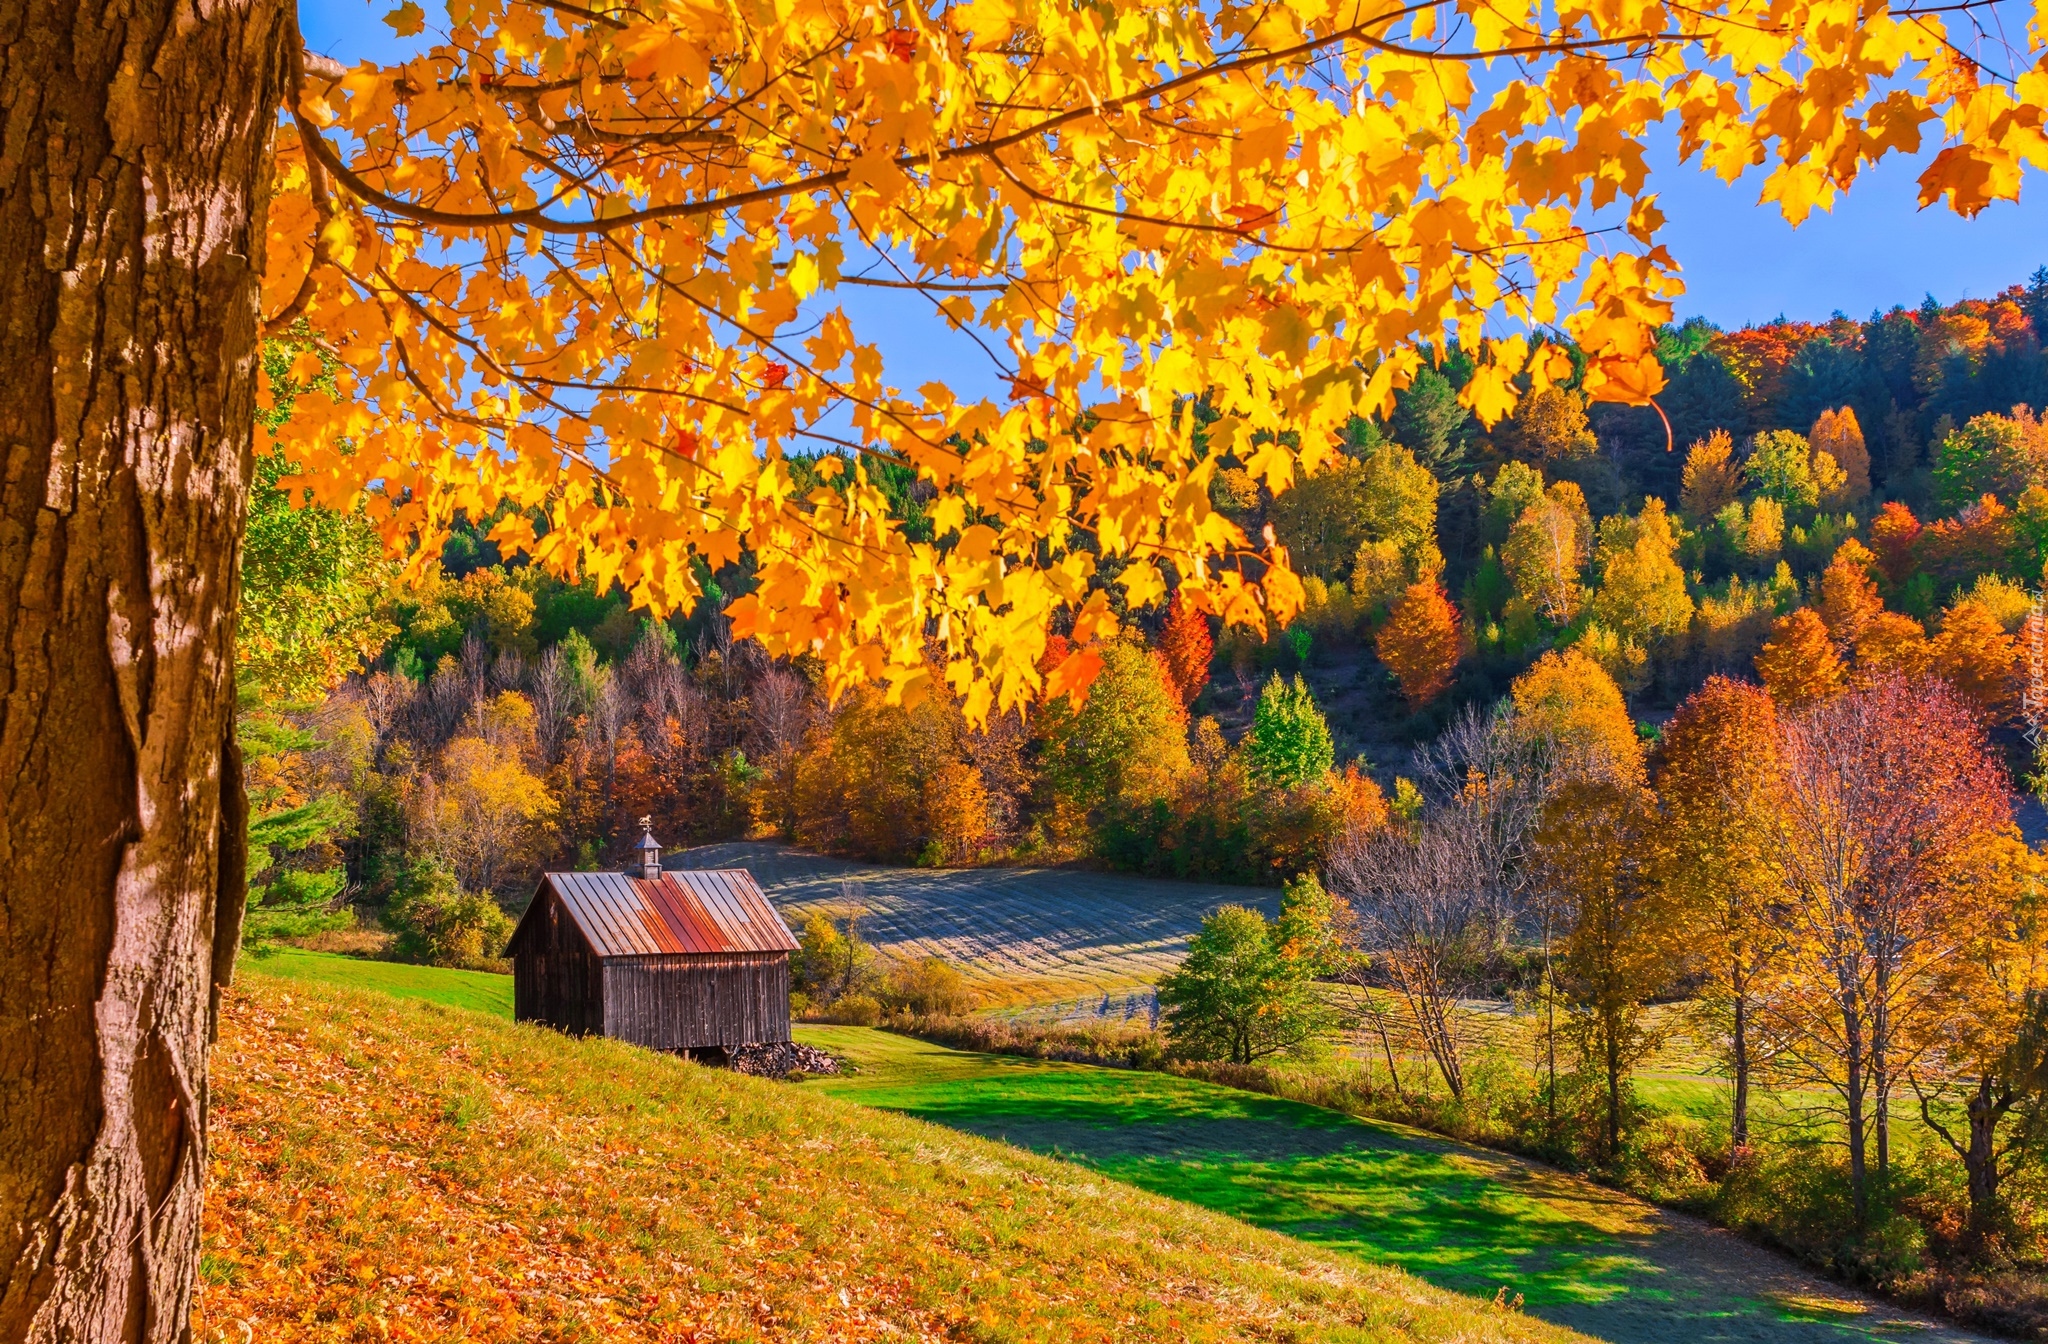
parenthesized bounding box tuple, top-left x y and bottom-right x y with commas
(1648, 142, 2045, 327)
(299, 0, 2047, 352)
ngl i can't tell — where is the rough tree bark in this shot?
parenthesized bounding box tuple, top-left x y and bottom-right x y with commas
(0, 0, 289, 1338)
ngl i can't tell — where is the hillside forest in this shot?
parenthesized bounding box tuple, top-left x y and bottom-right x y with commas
(249, 269, 2048, 939)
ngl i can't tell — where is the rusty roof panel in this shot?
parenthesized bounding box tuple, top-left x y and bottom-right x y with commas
(683, 869, 799, 952)
(692, 870, 746, 948)
(698, 870, 766, 950)
(647, 876, 730, 953)
(537, 868, 797, 959)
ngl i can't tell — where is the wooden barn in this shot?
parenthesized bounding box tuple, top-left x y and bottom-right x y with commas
(507, 829, 800, 1053)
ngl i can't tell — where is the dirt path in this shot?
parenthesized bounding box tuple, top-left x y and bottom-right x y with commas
(804, 1028, 1997, 1344)
(676, 840, 1266, 1007)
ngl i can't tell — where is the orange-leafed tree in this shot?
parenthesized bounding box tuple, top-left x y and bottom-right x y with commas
(1756, 608, 1847, 706)
(1377, 580, 1463, 709)
(1855, 612, 1938, 682)
(1157, 591, 1216, 708)
(1331, 764, 1392, 835)
(1816, 539, 1885, 651)
(1652, 677, 1783, 1151)
(1934, 600, 2020, 719)
(1810, 406, 1872, 502)
(19, 0, 2048, 1327)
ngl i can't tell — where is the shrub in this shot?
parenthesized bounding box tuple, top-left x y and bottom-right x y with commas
(793, 910, 873, 1003)
(898, 1015, 1168, 1069)
(383, 859, 513, 969)
(825, 993, 882, 1027)
(1617, 1115, 1716, 1206)
(880, 956, 977, 1017)
(1715, 1144, 1930, 1288)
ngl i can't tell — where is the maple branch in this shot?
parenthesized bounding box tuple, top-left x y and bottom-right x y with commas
(825, 185, 1031, 399)
(987, 154, 1363, 256)
(532, 0, 628, 31)
(291, 0, 1673, 240)
(833, 273, 1013, 292)
(626, 247, 943, 466)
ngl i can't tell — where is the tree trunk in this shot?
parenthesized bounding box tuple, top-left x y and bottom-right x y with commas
(1962, 1076, 2005, 1252)
(1843, 990, 1870, 1227)
(1730, 973, 1750, 1152)
(1873, 962, 1890, 1178)
(1605, 1015, 1623, 1163)
(0, 0, 287, 1338)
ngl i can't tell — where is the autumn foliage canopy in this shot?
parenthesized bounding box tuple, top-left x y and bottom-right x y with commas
(262, 0, 2048, 719)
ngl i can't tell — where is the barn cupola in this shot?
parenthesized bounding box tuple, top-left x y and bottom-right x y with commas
(634, 818, 663, 880)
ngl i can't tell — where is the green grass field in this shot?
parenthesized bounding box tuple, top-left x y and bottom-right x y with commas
(799, 1027, 1983, 1344)
(241, 944, 515, 1015)
(802, 1028, 1649, 1310)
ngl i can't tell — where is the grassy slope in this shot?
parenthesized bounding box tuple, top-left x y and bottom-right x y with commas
(241, 945, 514, 1015)
(205, 965, 1585, 1344)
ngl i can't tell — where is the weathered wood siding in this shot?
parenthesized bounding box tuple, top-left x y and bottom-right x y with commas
(601, 953, 791, 1051)
(513, 891, 604, 1036)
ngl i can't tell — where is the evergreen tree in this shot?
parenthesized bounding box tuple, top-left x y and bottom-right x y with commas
(2025, 266, 2048, 343)
(1390, 365, 1473, 474)
(1245, 675, 1336, 790)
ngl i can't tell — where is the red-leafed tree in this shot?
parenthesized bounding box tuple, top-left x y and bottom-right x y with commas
(1760, 676, 2014, 1225)
(1868, 502, 1924, 590)
(1156, 591, 1216, 707)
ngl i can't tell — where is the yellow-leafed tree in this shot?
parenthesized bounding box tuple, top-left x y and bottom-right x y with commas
(1651, 676, 1784, 1151)
(1511, 649, 1643, 786)
(1680, 431, 1743, 520)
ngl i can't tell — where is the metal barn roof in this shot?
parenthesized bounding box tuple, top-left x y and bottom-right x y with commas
(516, 868, 799, 959)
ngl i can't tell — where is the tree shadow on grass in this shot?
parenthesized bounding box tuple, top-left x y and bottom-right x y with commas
(875, 1066, 1978, 1344)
